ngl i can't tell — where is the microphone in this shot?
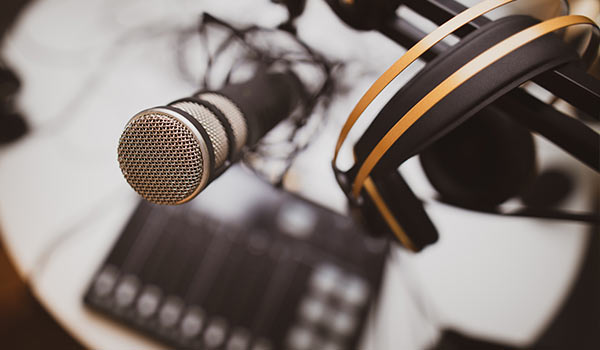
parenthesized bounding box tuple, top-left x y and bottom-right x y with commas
(118, 69, 305, 205)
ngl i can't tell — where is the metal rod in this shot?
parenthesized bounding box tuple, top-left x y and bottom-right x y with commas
(402, 0, 600, 118)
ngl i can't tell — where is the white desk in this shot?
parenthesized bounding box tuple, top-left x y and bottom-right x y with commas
(0, 0, 594, 349)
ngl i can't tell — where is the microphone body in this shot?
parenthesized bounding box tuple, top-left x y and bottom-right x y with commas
(214, 70, 304, 145)
(118, 70, 304, 205)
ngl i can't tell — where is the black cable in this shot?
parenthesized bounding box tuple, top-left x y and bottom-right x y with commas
(180, 12, 342, 187)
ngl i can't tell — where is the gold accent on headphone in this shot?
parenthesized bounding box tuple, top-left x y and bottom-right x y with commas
(332, 0, 516, 168)
(334, 0, 515, 249)
(363, 176, 417, 251)
(352, 15, 598, 197)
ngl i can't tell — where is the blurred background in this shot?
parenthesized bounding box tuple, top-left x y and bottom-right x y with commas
(0, 0, 598, 349)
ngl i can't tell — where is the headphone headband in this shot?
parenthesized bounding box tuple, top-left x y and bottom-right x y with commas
(334, 6, 599, 249)
(332, 0, 516, 169)
(351, 15, 599, 197)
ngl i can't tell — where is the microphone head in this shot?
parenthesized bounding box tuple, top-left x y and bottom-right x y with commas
(118, 107, 213, 205)
(118, 92, 251, 205)
(118, 95, 248, 205)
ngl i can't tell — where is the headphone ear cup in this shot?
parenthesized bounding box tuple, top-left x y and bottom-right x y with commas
(0, 111, 28, 144)
(0, 67, 27, 144)
(360, 170, 438, 251)
(521, 168, 574, 209)
(0, 64, 20, 98)
(419, 106, 536, 209)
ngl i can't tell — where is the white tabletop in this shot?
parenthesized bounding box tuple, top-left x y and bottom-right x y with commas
(0, 0, 595, 349)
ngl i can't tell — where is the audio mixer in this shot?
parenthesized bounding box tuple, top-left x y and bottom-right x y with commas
(85, 165, 389, 350)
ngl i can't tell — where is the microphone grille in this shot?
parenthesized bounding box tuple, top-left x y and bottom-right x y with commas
(170, 101, 229, 168)
(117, 109, 210, 205)
(198, 93, 247, 153)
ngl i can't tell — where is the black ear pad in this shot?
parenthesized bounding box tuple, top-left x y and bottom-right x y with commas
(0, 64, 20, 98)
(0, 111, 28, 144)
(360, 170, 438, 251)
(0, 64, 27, 144)
(521, 168, 574, 209)
(419, 106, 536, 209)
(496, 91, 599, 171)
(352, 15, 580, 177)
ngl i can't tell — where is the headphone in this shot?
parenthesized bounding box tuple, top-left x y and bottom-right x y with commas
(333, 0, 599, 251)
